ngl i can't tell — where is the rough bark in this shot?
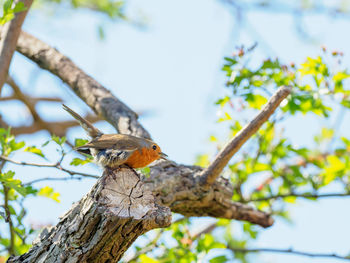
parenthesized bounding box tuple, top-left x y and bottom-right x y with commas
(8, 166, 171, 263)
(0, 0, 33, 95)
(16, 31, 150, 139)
(147, 161, 273, 227)
(10, 31, 278, 262)
(14, 31, 274, 226)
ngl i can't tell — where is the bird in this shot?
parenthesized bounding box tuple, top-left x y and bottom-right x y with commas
(62, 104, 167, 169)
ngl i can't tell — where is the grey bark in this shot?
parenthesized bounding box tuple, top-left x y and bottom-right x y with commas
(9, 31, 276, 262)
(16, 31, 150, 139)
(8, 167, 171, 263)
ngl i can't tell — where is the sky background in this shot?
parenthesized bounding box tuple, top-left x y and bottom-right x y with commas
(1, 0, 350, 262)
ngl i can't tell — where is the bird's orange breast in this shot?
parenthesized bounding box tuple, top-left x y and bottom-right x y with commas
(125, 147, 159, 168)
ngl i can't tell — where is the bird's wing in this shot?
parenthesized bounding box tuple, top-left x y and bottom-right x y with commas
(76, 135, 140, 152)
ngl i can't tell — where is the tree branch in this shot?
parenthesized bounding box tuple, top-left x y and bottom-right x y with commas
(245, 192, 350, 202)
(0, 155, 98, 179)
(228, 246, 350, 261)
(0, 95, 62, 103)
(0, 0, 33, 95)
(7, 166, 172, 262)
(14, 31, 274, 228)
(199, 86, 291, 188)
(5, 76, 101, 136)
(10, 114, 101, 136)
(16, 31, 150, 139)
(2, 184, 15, 256)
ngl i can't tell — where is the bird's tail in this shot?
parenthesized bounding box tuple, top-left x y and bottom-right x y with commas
(62, 104, 102, 138)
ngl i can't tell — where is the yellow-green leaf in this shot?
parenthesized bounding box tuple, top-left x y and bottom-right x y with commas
(25, 146, 44, 158)
(38, 186, 60, 203)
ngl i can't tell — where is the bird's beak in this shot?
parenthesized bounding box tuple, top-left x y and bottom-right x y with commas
(159, 152, 168, 160)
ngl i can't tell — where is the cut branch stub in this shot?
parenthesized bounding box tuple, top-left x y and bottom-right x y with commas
(7, 166, 171, 263)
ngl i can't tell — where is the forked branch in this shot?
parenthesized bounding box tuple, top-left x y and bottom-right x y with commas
(199, 86, 291, 188)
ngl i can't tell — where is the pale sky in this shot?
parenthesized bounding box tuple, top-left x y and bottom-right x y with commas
(2, 0, 350, 262)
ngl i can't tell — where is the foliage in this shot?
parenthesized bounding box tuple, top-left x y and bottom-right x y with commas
(0, 0, 27, 25)
(126, 47, 350, 262)
(0, 129, 64, 260)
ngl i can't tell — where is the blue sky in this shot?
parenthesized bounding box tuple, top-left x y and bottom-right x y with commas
(2, 0, 350, 262)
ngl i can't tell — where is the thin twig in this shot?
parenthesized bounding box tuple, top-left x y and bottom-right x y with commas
(199, 86, 292, 188)
(2, 184, 15, 255)
(0, 95, 62, 102)
(123, 230, 164, 262)
(0, 155, 98, 179)
(228, 246, 350, 261)
(245, 192, 350, 202)
(23, 176, 84, 185)
(0, 0, 33, 94)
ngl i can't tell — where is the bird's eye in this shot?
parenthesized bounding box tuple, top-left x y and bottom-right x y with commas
(152, 145, 157, 150)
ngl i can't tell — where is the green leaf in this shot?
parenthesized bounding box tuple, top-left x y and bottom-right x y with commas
(194, 154, 210, 168)
(3, 0, 13, 12)
(38, 186, 60, 202)
(9, 140, 25, 151)
(70, 157, 91, 166)
(13, 1, 26, 12)
(52, 135, 66, 146)
(25, 146, 45, 158)
(217, 112, 232, 123)
(0, 171, 34, 196)
(139, 167, 150, 177)
(245, 94, 267, 109)
(42, 140, 50, 147)
(74, 138, 89, 148)
(215, 96, 230, 107)
(210, 255, 228, 263)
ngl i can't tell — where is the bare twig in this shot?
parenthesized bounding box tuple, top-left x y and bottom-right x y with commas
(5, 76, 101, 136)
(123, 230, 164, 262)
(7, 76, 43, 123)
(0, 95, 62, 103)
(0, 0, 33, 95)
(228, 246, 350, 261)
(2, 184, 15, 255)
(199, 86, 292, 188)
(23, 176, 84, 185)
(10, 114, 100, 136)
(245, 192, 350, 202)
(0, 155, 98, 179)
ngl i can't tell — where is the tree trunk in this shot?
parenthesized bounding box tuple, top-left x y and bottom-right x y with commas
(7, 166, 171, 263)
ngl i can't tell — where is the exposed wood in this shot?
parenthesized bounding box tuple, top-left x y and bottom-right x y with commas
(7, 166, 171, 263)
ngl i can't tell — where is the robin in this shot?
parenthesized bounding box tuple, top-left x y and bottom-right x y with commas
(63, 104, 167, 169)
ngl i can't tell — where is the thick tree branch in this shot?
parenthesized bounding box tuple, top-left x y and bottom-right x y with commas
(146, 161, 274, 228)
(14, 31, 274, 228)
(199, 86, 291, 188)
(228, 246, 350, 261)
(16, 31, 150, 139)
(0, 0, 33, 95)
(7, 166, 172, 262)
